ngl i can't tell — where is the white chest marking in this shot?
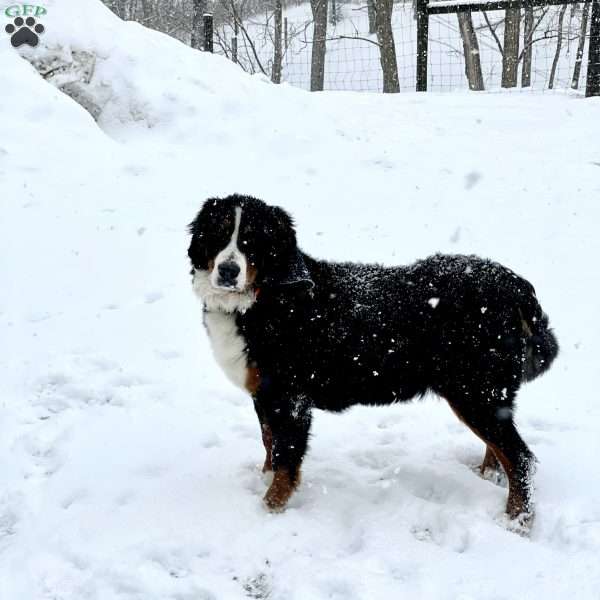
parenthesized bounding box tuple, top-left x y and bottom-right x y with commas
(203, 310, 248, 390)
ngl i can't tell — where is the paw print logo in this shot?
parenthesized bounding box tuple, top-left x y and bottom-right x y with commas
(5, 16, 45, 48)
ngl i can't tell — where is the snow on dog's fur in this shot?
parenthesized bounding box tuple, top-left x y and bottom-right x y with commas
(188, 194, 558, 528)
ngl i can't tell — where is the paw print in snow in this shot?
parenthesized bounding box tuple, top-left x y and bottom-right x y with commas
(5, 16, 45, 48)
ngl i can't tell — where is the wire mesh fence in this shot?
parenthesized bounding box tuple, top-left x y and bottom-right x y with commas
(278, 3, 418, 91)
(424, 2, 595, 92)
(210, 0, 596, 93)
(102, 0, 599, 95)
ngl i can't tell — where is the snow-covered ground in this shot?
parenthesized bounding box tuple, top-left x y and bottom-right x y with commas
(1, 1, 600, 598)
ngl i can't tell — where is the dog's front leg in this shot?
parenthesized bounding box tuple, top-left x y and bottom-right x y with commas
(252, 397, 273, 473)
(261, 391, 312, 512)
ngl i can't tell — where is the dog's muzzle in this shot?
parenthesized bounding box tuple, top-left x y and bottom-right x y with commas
(217, 261, 241, 289)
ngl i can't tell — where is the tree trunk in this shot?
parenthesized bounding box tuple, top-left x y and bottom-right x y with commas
(549, 4, 567, 89)
(367, 0, 377, 34)
(572, 1, 591, 89)
(114, 0, 128, 19)
(191, 0, 206, 49)
(310, 0, 328, 91)
(587, 0, 600, 97)
(501, 8, 520, 87)
(374, 0, 400, 92)
(521, 6, 533, 87)
(272, 0, 283, 83)
(457, 11, 484, 90)
(140, 0, 153, 25)
(329, 0, 337, 25)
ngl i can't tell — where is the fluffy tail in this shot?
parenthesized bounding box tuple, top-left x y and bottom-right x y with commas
(521, 308, 559, 383)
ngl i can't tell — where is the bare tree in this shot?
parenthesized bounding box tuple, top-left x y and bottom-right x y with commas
(548, 4, 567, 88)
(502, 8, 520, 87)
(310, 0, 328, 91)
(521, 6, 534, 86)
(482, 11, 504, 55)
(113, 0, 128, 19)
(374, 0, 400, 92)
(457, 10, 484, 90)
(140, 0, 153, 25)
(367, 0, 377, 34)
(572, 1, 591, 89)
(191, 0, 206, 49)
(213, 0, 311, 78)
(272, 0, 283, 83)
(329, 0, 342, 25)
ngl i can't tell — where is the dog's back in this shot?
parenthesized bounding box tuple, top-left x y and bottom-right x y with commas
(243, 252, 557, 410)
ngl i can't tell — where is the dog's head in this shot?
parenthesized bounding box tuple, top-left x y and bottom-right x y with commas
(188, 194, 313, 313)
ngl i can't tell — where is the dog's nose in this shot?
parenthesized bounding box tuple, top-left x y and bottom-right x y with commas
(218, 261, 241, 284)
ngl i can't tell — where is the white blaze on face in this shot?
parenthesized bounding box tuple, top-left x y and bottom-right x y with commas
(210, 206, 247, 291)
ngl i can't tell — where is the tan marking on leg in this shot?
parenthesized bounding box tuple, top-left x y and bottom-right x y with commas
(261, 424, 273, 473)
(245, 365, 261, 396)
(264, 467, 300, 512)
(447, 403, 531, 520)
(478, 442, 531, 521)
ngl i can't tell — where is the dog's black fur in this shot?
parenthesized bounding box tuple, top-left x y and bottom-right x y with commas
(188, 194, 558, 522)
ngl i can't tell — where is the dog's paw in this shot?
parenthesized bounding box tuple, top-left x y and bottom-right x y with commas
(263, 496, 287, 513)
(499, 510, 535, 537)
(263, 468, 297, 512)
(263, 485, 291, 512)
(479, 465, 508, 487)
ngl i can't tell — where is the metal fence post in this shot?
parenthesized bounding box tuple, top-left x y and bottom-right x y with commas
(416, 0, 429, 91)
(232, 20, 238, 63)
(203, 13, 214, 53)
(232, 36, 238, 63)
(586, 0, 600, 96)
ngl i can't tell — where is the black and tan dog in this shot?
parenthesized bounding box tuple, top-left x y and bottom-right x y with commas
(188, 194, 558, 525)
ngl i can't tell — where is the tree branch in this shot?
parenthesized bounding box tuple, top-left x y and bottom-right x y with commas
(482, 11, 503, 56)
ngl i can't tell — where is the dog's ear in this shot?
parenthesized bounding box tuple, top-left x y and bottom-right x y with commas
(275, 249, 314, 288)
(187, 205, 209, 269)
(261, 206, 314, 289)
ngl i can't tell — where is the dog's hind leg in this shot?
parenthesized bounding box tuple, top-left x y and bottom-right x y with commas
(445, 389, 536, 526)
